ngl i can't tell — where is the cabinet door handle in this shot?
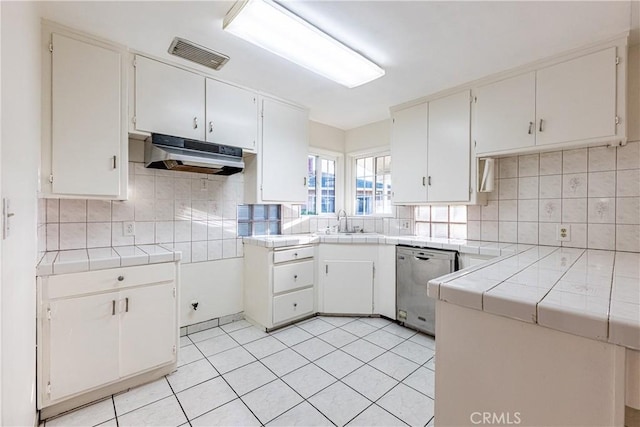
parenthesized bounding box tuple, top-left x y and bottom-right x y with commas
(303, 177, 307, 186)
(428, 176, 432, 186)
(293, 252, 298, 257)
(111, 300, 116, 315)
(293, 303, 297, 308)
(539, 119, 544, 132)
(528, 121, 534, 135)
(422, 176, 426, 187)
(117, 275, 124, 282)
(294, 274, 298, 280)
(193, 117, 198, 129)
(112, 155, 117, 169)
(125, 297, 129, 313)
(209, 121, 213, 133)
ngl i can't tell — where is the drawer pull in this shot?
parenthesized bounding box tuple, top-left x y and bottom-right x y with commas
(293, 303, 297, 308)
(111, 300, 116, 315)
(294, 252, 298, 257)
(294, 275, 298, 280)
(117, 276, 124, 282)
(125, 297, 129, 313)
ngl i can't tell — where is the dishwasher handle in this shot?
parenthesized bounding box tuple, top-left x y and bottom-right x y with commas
(414, 256, 431, 261)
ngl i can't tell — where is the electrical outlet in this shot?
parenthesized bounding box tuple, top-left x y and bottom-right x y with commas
(556, 224, 570, 241)
(401, 221, 410, 230)
(123, 221, 135, 236)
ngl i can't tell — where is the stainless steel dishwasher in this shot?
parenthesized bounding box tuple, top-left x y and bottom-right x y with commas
(396, 246, 457, 336)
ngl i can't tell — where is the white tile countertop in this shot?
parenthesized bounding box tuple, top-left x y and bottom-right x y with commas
(243, 233, 533, 256)
(427, 247, 640, 350)
(36, 244, 181, 276)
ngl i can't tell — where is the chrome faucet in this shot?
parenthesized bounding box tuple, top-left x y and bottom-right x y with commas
(336, 209, 348, 233)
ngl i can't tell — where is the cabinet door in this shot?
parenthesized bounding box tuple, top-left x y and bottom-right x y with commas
(47, 293, 119, 401)
(205, 79, 258, 150)
(322, 260, 374, 314)
(135, 56, 205, 140)
(119, 282, 176, 377)
(474, 72, 536, 154)
(390, 103, 428, 203)
(261, 98, 308, 202)
(427, 91, 471, 202)
(535, 47, 617, 146)
(51, 33, 122, 196)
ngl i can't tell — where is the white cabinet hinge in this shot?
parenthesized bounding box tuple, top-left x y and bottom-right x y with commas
(48, 174, 53, 183)
(261, 109, 264, 119)
(615, 116, 620, 125)
(172, 345, 176, 354)
(133, 58, 137, 67)
(325, 264, 328, 274)
(49, 43, 53, 53)
(46, 382, 51, 395)
(132, 116, 137, 124)
(373, 263, 376, 278)
(47, 308, 52, 320)
(172, 287, 176, 298)
(615, 56, 620, 65)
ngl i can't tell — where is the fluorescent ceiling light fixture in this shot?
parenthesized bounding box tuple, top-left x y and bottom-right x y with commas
(223, 0, 385, 88)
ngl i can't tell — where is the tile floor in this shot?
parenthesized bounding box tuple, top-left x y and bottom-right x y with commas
(43, 316, 436, 427)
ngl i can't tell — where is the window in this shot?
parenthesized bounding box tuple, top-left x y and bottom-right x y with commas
(237, 205, 281, 236)
(354, 154, 392, 215)
(303, 154, 336, 215)
(415, 205, 467, 239)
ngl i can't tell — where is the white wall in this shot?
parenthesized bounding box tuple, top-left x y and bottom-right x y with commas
(628, 44, 639, 143)
(309, 121, 345, 153)
(344, 119, 391, 153)
(1, 2, 41, 426)
(180, 258, 243, 326)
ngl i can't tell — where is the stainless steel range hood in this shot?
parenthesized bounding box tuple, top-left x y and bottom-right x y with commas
(145, 134, 244, 175)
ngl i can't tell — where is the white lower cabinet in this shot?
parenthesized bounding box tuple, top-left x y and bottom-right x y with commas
(38, 262, 178, 411)
(273, 288, 314, 325)
(243, 244, 315, 330)
(322, 260, 374, 314)
(119, 282, 177, 377)
(317, 244, 395, 318)
(47, 293, 120, 402)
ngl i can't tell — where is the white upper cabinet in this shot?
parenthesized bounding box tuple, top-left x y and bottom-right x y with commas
(535, 47, 617, 146)
(427, 90, 471, 202)
(474, 43, 624, 155)
(46, 31, 127, 199)
(474, 72, 536, 155)
(391, 91, 472, 204)
(205, 79, 258, 151)
(391, 103, 429, 203)
(134, 55, 205, 140)
(254, 97, 309, 203)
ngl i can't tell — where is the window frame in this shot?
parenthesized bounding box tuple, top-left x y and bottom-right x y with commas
(346, 148, 393, 217)
(304, 148, 344, 217)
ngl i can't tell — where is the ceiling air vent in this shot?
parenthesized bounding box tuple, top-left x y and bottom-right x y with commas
(168, 37, 230, 71)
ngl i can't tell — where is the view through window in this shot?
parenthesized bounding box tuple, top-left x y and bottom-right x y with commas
(355, 154, 392, 215)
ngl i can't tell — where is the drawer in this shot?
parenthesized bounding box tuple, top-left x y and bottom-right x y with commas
(273, 246, 314, 264)
(273, 260, 314, 294)
(273, 288, 314, 325)
(45, 262, 175, 299)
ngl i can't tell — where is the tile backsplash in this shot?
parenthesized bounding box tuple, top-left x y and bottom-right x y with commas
(37, 161, 415, 262)
(39, 162, 244, 263)
(468, 141, 640, 252)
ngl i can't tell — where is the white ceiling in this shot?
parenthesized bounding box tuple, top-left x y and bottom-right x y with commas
(39, 1, 636, 130)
